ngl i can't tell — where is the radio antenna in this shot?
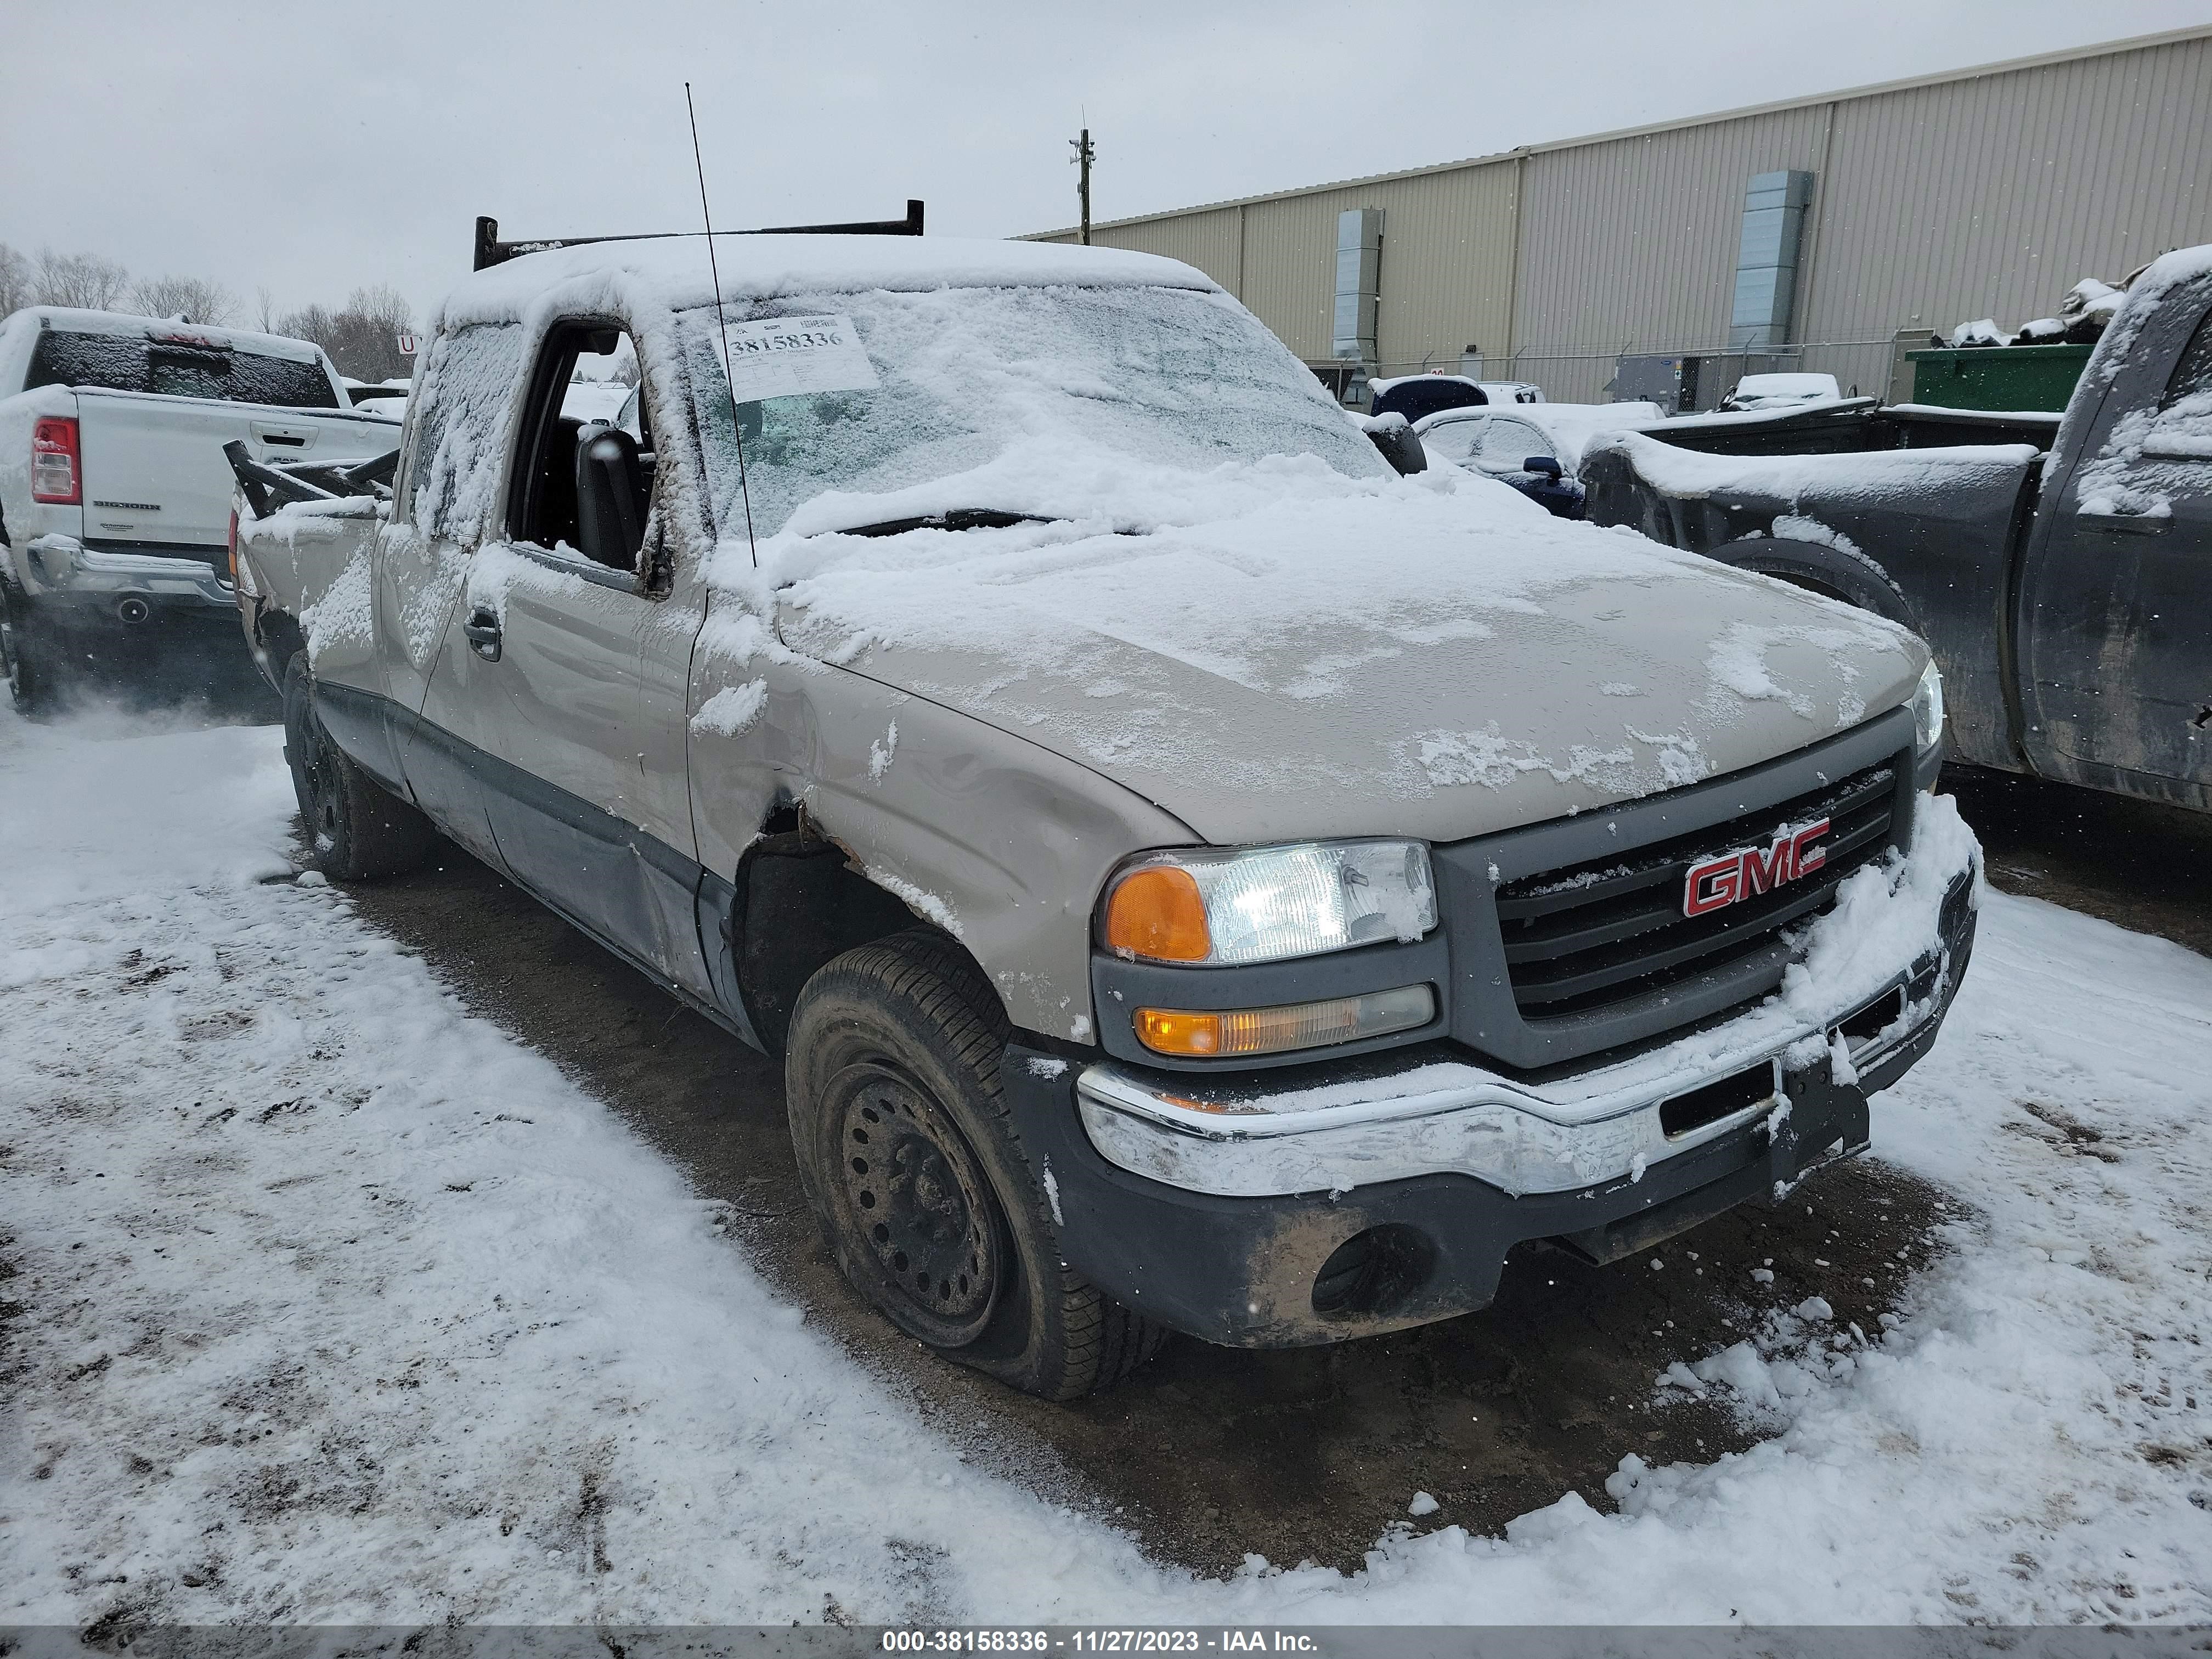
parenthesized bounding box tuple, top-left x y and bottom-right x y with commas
(685, 82, 758, 567)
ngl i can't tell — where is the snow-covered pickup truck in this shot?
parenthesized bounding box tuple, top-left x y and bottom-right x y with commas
(233, 231, 1978, 1398)
(0, 307, 399, 709)
(1583, 243, 2212, 816)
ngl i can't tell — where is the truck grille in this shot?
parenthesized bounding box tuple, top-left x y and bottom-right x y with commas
(1494, 761, 1898, 1022)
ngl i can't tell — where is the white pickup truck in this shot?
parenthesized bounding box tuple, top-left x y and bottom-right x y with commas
(0, 307, 400, 710)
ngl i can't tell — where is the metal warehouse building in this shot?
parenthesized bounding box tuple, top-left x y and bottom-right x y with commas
(1030, 25, 2211, 408)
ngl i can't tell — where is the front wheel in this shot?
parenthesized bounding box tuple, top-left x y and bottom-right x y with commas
(282, 653, 433, 880)
(786, 932, 1166, 1400)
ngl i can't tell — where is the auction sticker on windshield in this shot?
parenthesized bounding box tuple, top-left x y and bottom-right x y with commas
(718, 314, 880, 403)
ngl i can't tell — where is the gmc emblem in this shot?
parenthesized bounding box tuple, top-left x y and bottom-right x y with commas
(1683, 818, 1831, 917)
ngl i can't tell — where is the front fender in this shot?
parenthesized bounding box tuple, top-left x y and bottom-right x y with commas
(688, 613, 1197, 1044)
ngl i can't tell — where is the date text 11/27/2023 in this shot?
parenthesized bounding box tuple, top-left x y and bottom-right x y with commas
(879, 1633, 1320, 1654)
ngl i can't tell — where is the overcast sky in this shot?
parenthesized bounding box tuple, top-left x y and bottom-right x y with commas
(5, 0, 2204, 331)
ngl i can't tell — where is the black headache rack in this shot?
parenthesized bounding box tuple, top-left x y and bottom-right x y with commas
(224, 441, 398, 520)
(472, 200, 925, 272)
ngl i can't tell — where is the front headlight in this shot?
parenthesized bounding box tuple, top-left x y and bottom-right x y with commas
(1911, 659, 1945, 759)
(1100, 840, 1438, 967)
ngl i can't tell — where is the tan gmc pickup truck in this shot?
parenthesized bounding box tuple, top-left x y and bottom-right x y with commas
(231, 222, 1979, 1398)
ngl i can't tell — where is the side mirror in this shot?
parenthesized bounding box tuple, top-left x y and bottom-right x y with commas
(575, 422, 646, 570)
(1363, 413, 1429, 476)
(1522, 455, 1564, 482)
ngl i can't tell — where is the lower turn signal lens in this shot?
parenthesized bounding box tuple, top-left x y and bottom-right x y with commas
(1134, 984, 1435, 1059)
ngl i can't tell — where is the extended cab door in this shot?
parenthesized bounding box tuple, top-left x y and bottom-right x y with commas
(2018, 272, 2212, 808)
(382, 320, 531, 865)
(422, 319, 714, 996)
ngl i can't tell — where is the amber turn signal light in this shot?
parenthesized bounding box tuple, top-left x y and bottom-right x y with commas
(1134, 985, 1435, 1059)
(1102, 865, 1211, 962)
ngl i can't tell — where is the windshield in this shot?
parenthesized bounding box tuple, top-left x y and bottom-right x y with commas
(679, 284, 1387, 540)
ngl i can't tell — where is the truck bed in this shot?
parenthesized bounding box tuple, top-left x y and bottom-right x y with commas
(1642, 398, 2062, 459)
(72, 387, 398, 557)
(1581, 433, 2043, 771)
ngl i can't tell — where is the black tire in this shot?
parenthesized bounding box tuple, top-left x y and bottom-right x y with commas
(786, 931, 1166, 1400)
(2, 588, 54, 715)
(1713, 536, 1916, 629)
(282, 653, 433, 880)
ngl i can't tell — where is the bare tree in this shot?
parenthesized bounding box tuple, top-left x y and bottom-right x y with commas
(323, 286, 416, 381)
(255, 285, 278, 334)
(276, 302, 339, 360)
(127, 273, 235, 325)
(275, 284, 418, 380)
(0, 242, 29, 318)
(32, 248, 131, 310)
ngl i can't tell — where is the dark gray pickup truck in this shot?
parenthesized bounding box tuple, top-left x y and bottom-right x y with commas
(1584, 244, 2212, 814)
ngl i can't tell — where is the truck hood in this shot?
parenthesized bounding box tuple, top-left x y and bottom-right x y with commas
(758, 454, 1924, 846)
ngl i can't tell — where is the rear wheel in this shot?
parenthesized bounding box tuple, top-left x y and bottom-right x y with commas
(786, 931, 1166, 1400)
(2, 589, 54, 715)
(282, 653, 433, 879)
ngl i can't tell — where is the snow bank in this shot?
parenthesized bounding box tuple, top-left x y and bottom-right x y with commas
(5, 709, 2209, 1627)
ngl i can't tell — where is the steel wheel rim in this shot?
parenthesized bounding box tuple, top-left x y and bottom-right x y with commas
(298, 713, 341, 855)
(828, 1060, 1003, 1346)
(1, 611, 21, 701)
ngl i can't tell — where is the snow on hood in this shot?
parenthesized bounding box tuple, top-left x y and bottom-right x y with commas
(740, 451, 1923, 847)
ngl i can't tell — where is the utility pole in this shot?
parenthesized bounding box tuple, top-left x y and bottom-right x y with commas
(1070, 127, 1095, 245)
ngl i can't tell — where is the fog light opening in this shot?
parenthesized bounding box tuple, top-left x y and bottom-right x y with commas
(1311, 1223, 1437, 1321)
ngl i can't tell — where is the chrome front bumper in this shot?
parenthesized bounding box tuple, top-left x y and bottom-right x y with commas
(1078, 845, 1978, 1202)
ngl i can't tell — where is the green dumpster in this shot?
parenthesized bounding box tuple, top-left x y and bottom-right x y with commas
(1904, 343, 2092, 413)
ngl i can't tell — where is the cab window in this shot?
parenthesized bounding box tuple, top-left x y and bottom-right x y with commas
(509, 321, 656, 572)
(1475, 417, 1545, 473)
(2160, 302, 2212, 411)
(406, 322, 526, 543)
(1420, 419, 1482, 464)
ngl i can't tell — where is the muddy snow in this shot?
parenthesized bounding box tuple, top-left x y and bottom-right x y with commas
(3, 709, 2209, 1627)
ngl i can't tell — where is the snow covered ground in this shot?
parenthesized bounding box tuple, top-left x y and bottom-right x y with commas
(3, 707, 2210, 1629)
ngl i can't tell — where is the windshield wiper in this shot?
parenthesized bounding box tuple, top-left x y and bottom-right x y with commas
(834, 507, 1059, 538)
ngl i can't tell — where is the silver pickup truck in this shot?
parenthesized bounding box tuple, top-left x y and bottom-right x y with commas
(0, 307, 399, 709)
(233, 227, 1979, 1398)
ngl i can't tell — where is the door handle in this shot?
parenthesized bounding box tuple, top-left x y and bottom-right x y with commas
(463, 607, 503, 662)
(2076, 506, 2168, 536)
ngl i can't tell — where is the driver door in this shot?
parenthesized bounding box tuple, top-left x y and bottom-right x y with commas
(424, 318, 716, 995)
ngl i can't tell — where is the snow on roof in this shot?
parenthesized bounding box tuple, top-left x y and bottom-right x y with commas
(1368, 373, 1482, 393)
(437, 234, 1218, 331)
(10, 306, 326, 363)
(1734, 373, 1840, 398)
